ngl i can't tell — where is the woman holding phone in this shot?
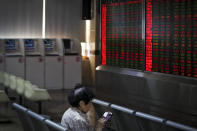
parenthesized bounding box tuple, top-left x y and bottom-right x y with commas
(61, 84, 107, 131)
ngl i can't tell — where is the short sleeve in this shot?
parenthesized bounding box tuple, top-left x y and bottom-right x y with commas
(61, 117, 72, 129)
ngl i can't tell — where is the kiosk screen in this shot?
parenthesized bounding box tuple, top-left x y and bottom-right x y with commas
(44, 39, 54, 51)
(25, 39, 35, 51)
(5, 40, 17, 51)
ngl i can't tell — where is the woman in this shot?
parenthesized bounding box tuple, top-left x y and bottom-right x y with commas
(61, 84, 106, 131)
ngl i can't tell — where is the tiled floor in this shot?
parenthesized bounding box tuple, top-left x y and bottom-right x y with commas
(0, 88, 72, 131)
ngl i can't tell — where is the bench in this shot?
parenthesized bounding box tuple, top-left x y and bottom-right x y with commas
(12, 103, 68, 131)
(92, 98, 197, 131)
(1, 71, 52, 113)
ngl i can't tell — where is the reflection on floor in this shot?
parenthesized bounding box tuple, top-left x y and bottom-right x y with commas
(0, 88, 72, 131)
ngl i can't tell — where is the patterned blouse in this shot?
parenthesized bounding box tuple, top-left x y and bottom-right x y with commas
(61, 107, 94, 131)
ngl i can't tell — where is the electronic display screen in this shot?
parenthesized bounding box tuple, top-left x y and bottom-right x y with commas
(101, 0, 143, 69)
(25, 39, 35, 51)
(101, 0, 197, 78)
(44, 39, 54, 51)
(147, 0, 197, 77)
(5, 39, 17, 51)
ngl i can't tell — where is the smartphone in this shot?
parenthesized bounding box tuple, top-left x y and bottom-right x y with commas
(103, 112, 113, 121)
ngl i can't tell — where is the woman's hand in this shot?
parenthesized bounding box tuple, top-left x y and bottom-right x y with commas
(96, 118, 107, 131)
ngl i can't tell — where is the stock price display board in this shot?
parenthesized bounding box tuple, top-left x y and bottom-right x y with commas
(147, 0, 197, 77)
(101, 0, 143, 69)
(102, 0, 197, 78)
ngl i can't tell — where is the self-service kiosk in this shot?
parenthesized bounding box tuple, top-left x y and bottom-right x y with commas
(0, 40, 5, 71)
(44, 39, 64, 89)
(63, 39, 81, 89)
(25, 39, 45, 88)
(5, 39, 25, 78)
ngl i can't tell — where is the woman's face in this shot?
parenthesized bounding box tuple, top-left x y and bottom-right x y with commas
(79, 101, 93, 113)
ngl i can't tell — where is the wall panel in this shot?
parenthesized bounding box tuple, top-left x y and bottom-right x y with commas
(46, 0, 85, 52)
(0, 0, 42, 38)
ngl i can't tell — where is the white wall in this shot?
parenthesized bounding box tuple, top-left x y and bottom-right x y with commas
(0, 0, 42, 38)
(0, 0, 85, 53)
(46, 0, 85, 53)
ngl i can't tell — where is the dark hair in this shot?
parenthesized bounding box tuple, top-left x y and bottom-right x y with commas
(68, 84, 95, 107)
